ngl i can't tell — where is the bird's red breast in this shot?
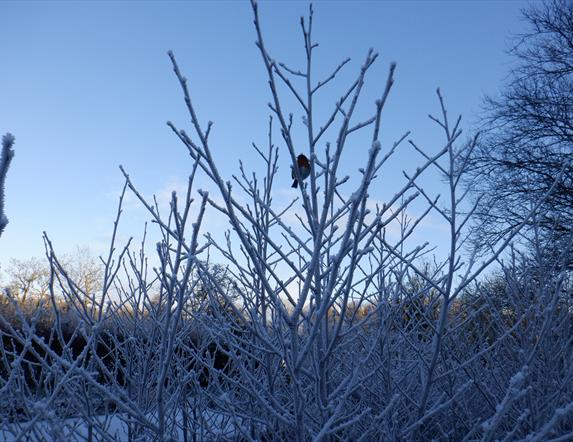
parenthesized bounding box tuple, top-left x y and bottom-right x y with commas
(297, 154, 310, 168)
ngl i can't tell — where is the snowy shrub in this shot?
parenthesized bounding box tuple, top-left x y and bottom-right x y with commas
(1, 2, 572, 441)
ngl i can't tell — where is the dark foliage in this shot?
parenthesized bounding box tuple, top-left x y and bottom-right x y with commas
(0, 293, 242, 422)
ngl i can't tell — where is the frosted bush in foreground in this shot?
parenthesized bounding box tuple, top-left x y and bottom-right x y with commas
(1, 2, 572, 441)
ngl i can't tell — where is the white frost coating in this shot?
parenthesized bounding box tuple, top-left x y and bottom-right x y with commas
(0, 132, 15, 237)
(2, 132, 15, 148)
(369, 140, 381, 155)
(509, 366, 528, 387)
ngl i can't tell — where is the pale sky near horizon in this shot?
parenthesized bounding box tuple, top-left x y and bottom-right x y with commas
(0, 0, 528, 276)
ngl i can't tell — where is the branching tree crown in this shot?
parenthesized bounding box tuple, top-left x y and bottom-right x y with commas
(468, 0, 573, 250)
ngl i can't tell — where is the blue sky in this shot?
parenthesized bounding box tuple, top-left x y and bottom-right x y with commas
(0, 0, 528, 273)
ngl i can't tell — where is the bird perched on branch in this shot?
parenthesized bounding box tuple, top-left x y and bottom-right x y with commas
(291, 154, 311, 188)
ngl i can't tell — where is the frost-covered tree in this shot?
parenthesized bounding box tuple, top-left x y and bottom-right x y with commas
(1, 2, 572, 441)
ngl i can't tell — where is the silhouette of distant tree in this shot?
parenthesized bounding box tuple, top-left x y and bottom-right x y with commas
(468, 0, 573, 255)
